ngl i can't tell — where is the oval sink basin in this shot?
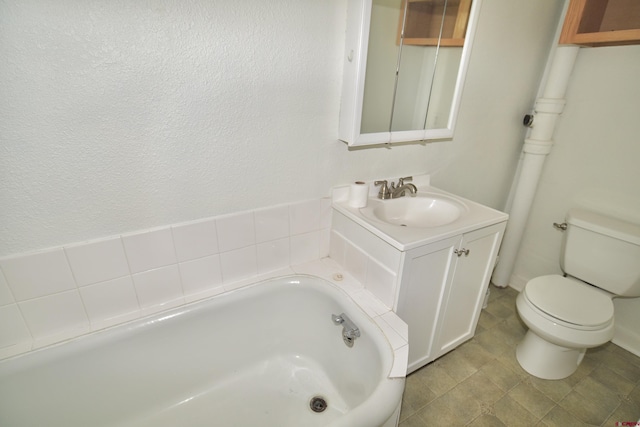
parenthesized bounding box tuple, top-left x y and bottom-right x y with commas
(361, 194, 467, 228)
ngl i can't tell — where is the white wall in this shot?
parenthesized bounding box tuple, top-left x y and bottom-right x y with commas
(0, 0, 562, 258)
(511, 45, 640, 353)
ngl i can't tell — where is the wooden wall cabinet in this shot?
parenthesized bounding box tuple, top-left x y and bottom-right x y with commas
(399, 0, 472, 46)
(560, 0, 640, 46)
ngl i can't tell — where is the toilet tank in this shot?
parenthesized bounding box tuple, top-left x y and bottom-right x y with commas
(560, 208, 640, 297)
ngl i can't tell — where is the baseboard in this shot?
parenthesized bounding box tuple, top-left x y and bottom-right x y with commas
(612, 324, 640, 357)
(507, 274, 527, 292)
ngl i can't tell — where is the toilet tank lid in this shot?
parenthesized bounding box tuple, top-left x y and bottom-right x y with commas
(567, 209, 640, 245)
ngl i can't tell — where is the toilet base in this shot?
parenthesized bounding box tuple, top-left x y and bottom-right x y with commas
(516, 330, 586, 380)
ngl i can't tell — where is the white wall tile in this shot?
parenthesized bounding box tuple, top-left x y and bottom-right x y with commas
(329, 230, 346, 266)
(220, 246, 257, 283)
(319, 228, 331, 258)
(122, 228, 177, 274)
(65, 237, 130, 286)
(290, 231, 320, 266)
(254, 205, 289, 243)
(171, 218, 219, 262)
(0, 249, 76, 301)
(132, 265, 183, 309)
(179, 255, 223, 295)
(320, 198, 332, 229)
(0, 304, 31, 349)
(19, 290, 89, 341)
(257, 238, 290, 274)
(0, 270, 14, 306)
(289, 200, 321, 235)
(216, 212, 256, 252)
(79, 276, 140, 325)
(365, 259, 397, 309)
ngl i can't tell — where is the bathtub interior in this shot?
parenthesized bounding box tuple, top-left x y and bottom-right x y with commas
(0, 275, 396, 427)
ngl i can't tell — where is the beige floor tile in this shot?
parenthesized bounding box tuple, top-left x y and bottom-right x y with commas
(528, 375, 573, 403)
(455, 340, 495, 370)
(628, 384, 640, 407)
(474, 328, 515, 357)
(539, 405, 587, 426)
(479, 358, 523, 392)
(589, 365, 636, 397)
(432, 385, 485, 425)
(414, 395, 466, 425)
(400, 373, 437, 419)
(574, 376, 625, 411)
(493, 395, 540, 426)
(459, 369, 505, 405)
(467, 413, 507, 426)
(605, 401, 640, 427)
(483, 298, 515, 319)
(558, 389, 620, 425)
(398, 413, 428, 427)
(508, 381, 556, 419)
(410, 362, 458, 397)
(433, 348, 479, 383)
(609, 344, 640, 369)
(606, 352, 640, 383)
(476, 309, 501, 331)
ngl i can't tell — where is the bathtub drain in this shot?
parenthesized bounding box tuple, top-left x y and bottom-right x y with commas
(310, 396, 328, 413)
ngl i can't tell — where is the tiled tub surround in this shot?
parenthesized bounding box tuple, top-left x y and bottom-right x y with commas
(0, 198, 340, 359)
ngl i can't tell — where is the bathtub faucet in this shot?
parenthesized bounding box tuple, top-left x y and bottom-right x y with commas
(332, 313, 360, 348)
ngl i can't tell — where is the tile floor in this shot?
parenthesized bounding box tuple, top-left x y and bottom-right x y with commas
(399, 285, 640, 426)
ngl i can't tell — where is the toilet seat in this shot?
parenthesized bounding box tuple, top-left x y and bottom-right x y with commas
(524, 275, 614, 330)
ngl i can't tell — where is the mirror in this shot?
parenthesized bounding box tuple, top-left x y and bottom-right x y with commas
(339, 0, 482, 146)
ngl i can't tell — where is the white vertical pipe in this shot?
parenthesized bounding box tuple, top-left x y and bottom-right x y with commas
(491, 45, 579, 288)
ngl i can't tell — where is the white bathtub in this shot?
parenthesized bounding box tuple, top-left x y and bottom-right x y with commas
(0, 275, 405, 427)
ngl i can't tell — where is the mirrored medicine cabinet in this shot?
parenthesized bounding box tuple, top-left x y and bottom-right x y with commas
(339, 0, 482, 147)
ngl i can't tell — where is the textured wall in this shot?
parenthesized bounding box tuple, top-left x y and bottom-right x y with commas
(0, 0, 562, 257)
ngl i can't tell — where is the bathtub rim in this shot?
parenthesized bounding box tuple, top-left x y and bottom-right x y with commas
(0, 274, 399, 374)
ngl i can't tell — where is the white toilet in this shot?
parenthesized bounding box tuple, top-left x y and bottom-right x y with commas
(515, 208, 640, 380)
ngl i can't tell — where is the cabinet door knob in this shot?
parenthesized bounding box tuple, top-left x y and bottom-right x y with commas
(454, 248, 470, 257)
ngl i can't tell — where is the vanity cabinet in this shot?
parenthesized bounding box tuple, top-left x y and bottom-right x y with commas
(395, 222, 505, 373)
(560, 0, 640, 46)
(331, 180, 508, 375)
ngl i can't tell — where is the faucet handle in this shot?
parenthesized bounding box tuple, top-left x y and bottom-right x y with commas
(374, 180, 390, 199)
(398, 176, 413, 186)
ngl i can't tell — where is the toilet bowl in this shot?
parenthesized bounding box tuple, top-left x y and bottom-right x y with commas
(514, 209, 640, 380)
(515, 275, 615, 379)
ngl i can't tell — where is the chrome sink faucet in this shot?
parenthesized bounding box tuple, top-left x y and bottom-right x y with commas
(374, 176, 418, 199)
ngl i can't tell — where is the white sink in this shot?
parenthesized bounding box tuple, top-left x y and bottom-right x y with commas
(360, 193, 467, 228)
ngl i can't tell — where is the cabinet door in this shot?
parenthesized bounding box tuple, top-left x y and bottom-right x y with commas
(432, 222, 505, 359)
(395, 235, 459, 374)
